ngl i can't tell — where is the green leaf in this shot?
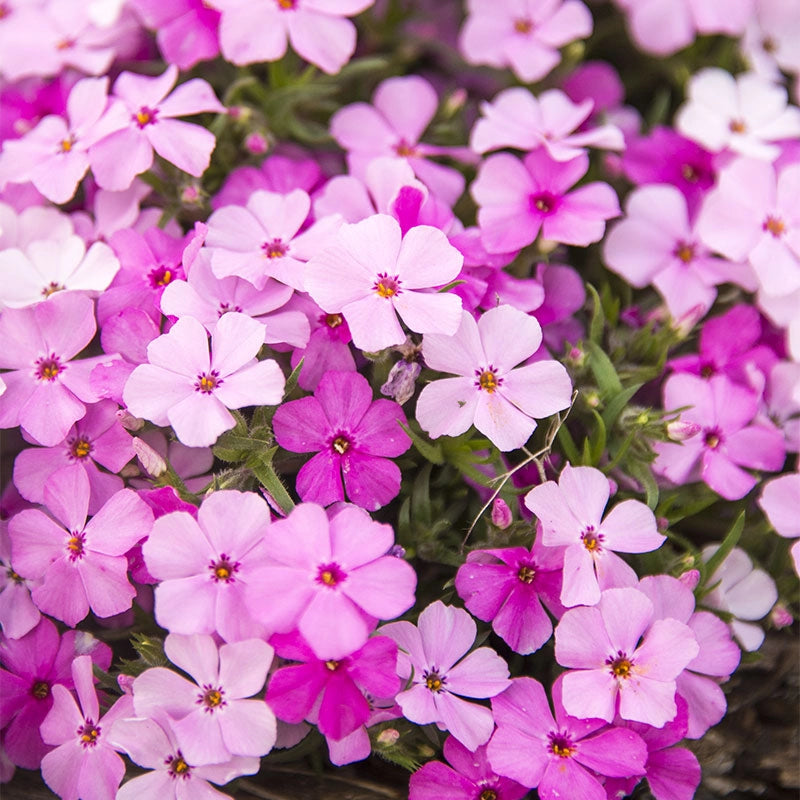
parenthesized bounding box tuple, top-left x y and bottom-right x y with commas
(588, 409, 607, 466)
(586, 283, 605, 344)
(131, 632, 168, 667)
(247, 451, 295, 515)
(702, 511, 745, 584)
(628, 459, 660, 509)
(282, 357, 304, 400)
(602, 384, 643, 429)
(557, 424, 581, 465)
(399, 421, 444, 465)
(585, 340, 623, 397)
(411, 463, 433, 528)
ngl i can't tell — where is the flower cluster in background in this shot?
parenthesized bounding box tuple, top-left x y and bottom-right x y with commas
(0, 1, 797, 799)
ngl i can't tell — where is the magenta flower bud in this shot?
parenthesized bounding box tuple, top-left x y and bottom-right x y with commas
(245, 132, 269, 155)
(491, 498, 513, 529)
(771, 604, 793, 629)
(678, 569, 701, 591)
(667, 420, 702, 441)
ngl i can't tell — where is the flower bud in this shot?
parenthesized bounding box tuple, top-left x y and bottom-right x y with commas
(245, 132, 269, 155)
(678, 569, 701, 591)
(376, 728, 400, 746)
(491, 498, 512, 529)
(667, 420, 701, 442)
(116, 409, 145, 431)
(133, 437, 167, 478)
(380, 360, 421, 405)
(771, 603, 793, 629)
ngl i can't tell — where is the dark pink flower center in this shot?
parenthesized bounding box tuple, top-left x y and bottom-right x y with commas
(394, 139, 418, 158)
(530, 192, 558, 215)
(66, 531, 86, 561)
(325, 313, 344, 329)
(423, 668, 446, 693)
(374, 273, 402, 299)
(316, 562, 347, 588)
(68, 436, 92, 460)
(606, 650, 634, 679)
(262, 238, 288, 259)
(133, 106, 158, 128)
(166, 751, 191, 779)
(674, 241, 695, 263)
(703, 427, 723, 450)
(331, 433, 351, 455)
(209, 553, 240, 583)
(77, 720, 101, 749)
(195, 369, 222, 394)
(218, 302, 243, 316)
(762, 214, 786, 238)
(6, 567, 24, 585)
(581, 525, 604, 552)
(197, 684, 226, 713)
(548, 730, 576, 758)
(514, 17, 533, 34)
(517, 562, 536, 584)
(276, 0, 297, 8)
(475, 365, 502, 393)
(35, 353, 63, 382)
(148, 264, 176, 288)
(41, 280, 65, 297)
(31, 680, 51, 700)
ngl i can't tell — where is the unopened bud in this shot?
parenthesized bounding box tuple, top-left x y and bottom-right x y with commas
(585, 390, 600, 408)
(116, 409, 145, 431)
(678, 569, 701, 591)
(771, 603, 793, 629)
(387, 544, 406, 559)
(380, 360, 421, 405)
(181, 183, 203, 205)
(376, 728, 400, 746)
(245, 132, 269, 155)
(491, 498, 512, 529)
(133, 437, 167, 478)
(657, 516, 669, 534)
(567, 346, 585, 367)
(667, 420, 701, 442)
(442, 88, 467, 118)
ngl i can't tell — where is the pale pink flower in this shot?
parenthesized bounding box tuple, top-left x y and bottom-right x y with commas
(759, 472, 800, 577)
(0, 201, 75, 252)
(416, 305, 572, 452)
(0, 521, 40, 640)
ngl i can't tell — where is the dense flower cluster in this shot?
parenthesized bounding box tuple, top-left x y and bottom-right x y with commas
(0, 1, 797, 799)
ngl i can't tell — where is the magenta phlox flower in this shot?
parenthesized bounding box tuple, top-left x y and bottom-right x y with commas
(8, 466, 153, 626)
(247, 503, 416, 659)
(109, 714, 259, 799)
(676, 68, 800, 160)
(532, 262, 586, 352)
(603, 184, 756, 320)
(325, 694, 400, 766)
(409, 736, 528, 800)
(460, 0, 593, 84)
(380, 601, 510, 751)
(0, 521, 41, 640)
(0, 292, 106, 446)
(273, 370, 411, 510)
(88, 64, 225, 191)
(470, 87, 624, 159)
(132, 633, 277, 765)
(487, 675, 647, 800)
(123, 312, 285, 447)
(0, 618, 111, 769)
(472, 149, 619, 253)
(142, 489, 273, 641)
(554, 587, 699, 727)
(265, 631, 400, 742)
(454, 534, 565, 655)
(134, 0, 221, 69)
(0, 76, 112, 203)
(13, 399, 134, 515)
(760, 472, 800, 577)
(305, 214, 464, 352)
(653, 373, 786, 500)
(205, 188, 342, 291)
(417, 305, 572, 452)
(40, 655, 131, 800)
(330, 76, 469, 205)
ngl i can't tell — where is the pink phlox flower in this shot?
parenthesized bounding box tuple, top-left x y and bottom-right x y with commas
(653, 373, 786, 501)
(246, 502, 417, 659)
(0, 291, 106, 446)
(472, 149, 619, 254)
(761, 362, 800, 451)
(379, 600, 510, 751)
(470, 87, 624, 159)
(0, 520, 41, 640)
(133, 0, 221, 70)
(273, 370, 411, 511)
(524, 464, 665, 607)
(88, 64, 225, 191)
(132, 633, 277, 765)
(123, 312, 285, 447)
(109, 713, 259, 799)
(410, 736, 528, 800)
(0, 76, 112, 203)
(637, 574, 741, 739)
(0, 617, 111, 769)
(416, 305, 572, 452)
(532, 262, 586, 353)
(0, 71, 74, 142)
(205, 188, 342, 291)
(0, 201, 75, 251)
(330, 76, 470, 205)
(70, 179, 157, 243)
(603, 184, 757, 321)
(760, 472, 800, 576)
(487, 675, 648, 799)
(676, 68, 800, 160)
(742, 0, 800, 83)
(554, 586, 700, 727)
(142, 489, 273, 642)
(13, 398, 134, 515)
(304, 213, 464, 352)
(265, 630, 400, 742)
(40, 655, 131, 800)
(8, 466, 153, 626)
(325, 693, 401, 766)
(459, 0, 593, 84)
(454, 534, 565, 655)
(561, 60, 626, 115)
(700, 545, 778, 652)
(208, 0, 374, 75)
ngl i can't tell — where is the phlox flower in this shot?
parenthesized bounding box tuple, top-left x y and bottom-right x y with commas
(40, 655, 131, 800)
(246, 503, 417, 659)
(132, 633, 277, 765)
(304, 214, 464, 353)
(409, 736, 528, 800)
(0, 618, 111, 769)
(470, 87, 624, 159)
(454, 533, 565, 654)
(142, 489, 273, 642)
(460, 0, 593, 84)
(8, 466, 153, 626)
(380, 601, 510, 751)
(416, 305, 572, 452)
(487, 675, 648, 800)
(123, 312, 285, 448)
(554, 587, 699, 727)
(472, 149, 619, 254)
(330, 76, 469, 204)
(760, 472, 800, 577)
(273, 370, 411, 511)
(89, 64, 225, 191)
(109, 714, 259, 799)
(742, 0, 800, 83)
(266, 631, 400, 742)
(653, 373, 785, 501)
(675, 68, 800, 160)
(0, 201, 75, 252)
(208, 0, 374, 75)
(0, 522, 40, 640)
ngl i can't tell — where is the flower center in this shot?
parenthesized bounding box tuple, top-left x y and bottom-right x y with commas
(424, 669, 445, 693)
(262, 238, 288, 259)
(674, 241, 695, 263)
(681, 163, 699, 183)
(66, 531, 86, 560)
(41, 280, 65, 297)
(325, 313, 343, 329)
(581, 526, 603, 552)
(31, 681, 51, 700)
(6, 567, 24, 584)
(316, 562, 347, 588)
(548, 731, 576, 758)
(218, 302, 243, 316)
(325, 660, 340, 671)
(167, 752, 191, 779)
(332, 435, 350, 454)
(517, 565, 536, 584)
(394, 139, 417, 158)
(530, 192, 557, 215)
(195, 370, 222, 394)
(763, 214, 786, 238)
(374, 273, 401, 299)
(148, 264, 175, 288)
(58, 136, 74, 153)
(134, 106, 158, 128)
(69, 437, 92, 460)
(35, 354, 63, 382)
(276, 0, 297, 8)
(77, 720, 101, 748)
(703, 428, 723, 450)
(728, 119, 747, 134)
(480, 791, 498, 800)
(475, 365, 502, 393)
(606, 651, 634, 679)
(700, 362, 715, 378)
(209, 554, 240, 583)
(198, 685, 226, 711)
(514, 17, 532, 33)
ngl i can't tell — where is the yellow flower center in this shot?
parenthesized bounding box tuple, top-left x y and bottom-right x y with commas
(517, 565, 535, 584)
